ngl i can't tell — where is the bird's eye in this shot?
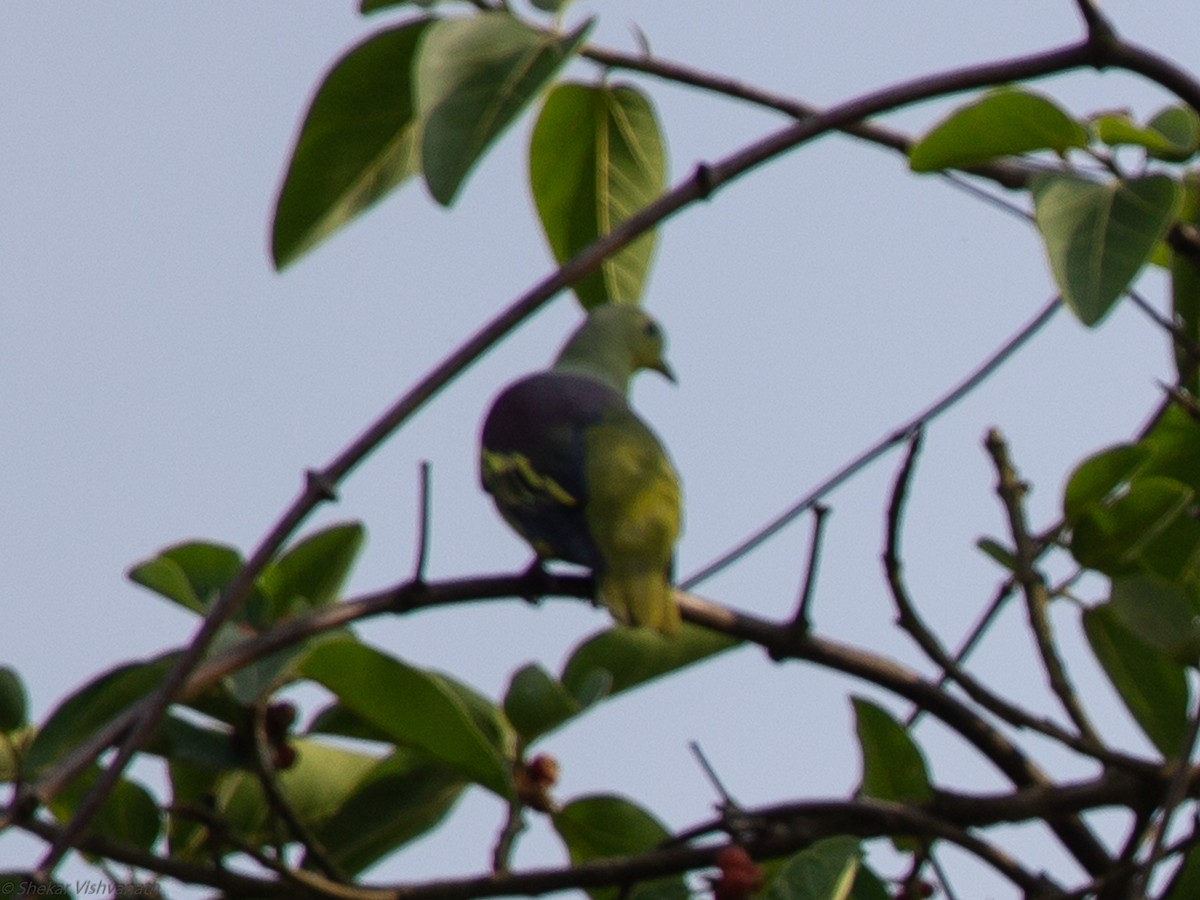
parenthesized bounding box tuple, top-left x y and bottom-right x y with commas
(642, 319, 661, 339)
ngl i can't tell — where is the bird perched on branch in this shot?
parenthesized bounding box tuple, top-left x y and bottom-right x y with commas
(480, 305, 683, 634)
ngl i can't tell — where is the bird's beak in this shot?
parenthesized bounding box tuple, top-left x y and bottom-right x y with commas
(653, 359, 677, 383)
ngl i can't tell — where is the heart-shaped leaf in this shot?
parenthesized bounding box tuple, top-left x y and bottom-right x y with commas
(1032, 172, 1182, 325)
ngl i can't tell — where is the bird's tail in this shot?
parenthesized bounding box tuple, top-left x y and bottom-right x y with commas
(598, 570, 682, 635)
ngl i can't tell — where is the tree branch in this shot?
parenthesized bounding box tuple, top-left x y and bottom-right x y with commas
(680, 590, 1116, 876)
(984, 430, 1103, 749)
(786, 503, 830, 637)
(882, 430, 1120, 761)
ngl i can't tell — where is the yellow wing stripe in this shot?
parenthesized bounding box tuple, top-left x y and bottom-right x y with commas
(481, 449, 579, 508)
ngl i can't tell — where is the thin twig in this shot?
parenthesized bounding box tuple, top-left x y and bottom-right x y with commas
(928, 851, 962, 900)
(884, 432, 1112, 758)
(413, 460, 432, 582)
(583, 43, 1032, 190)
(788, 504, 830, 637)
(491, 801, 527, 874)
(682, 297, 1062, 590)
(689, 740, 740, 813)
(984, 430, 1104, 749)
(906, 579, 1017, 733)
(1072, 0, 1117, 44)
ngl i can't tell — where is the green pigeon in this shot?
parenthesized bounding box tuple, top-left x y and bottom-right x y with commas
(480, 305, 683, 634)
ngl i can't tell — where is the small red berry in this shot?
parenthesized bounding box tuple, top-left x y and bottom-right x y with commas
(526, 754, 560, 788)
(514, 753, 561, 812)
(710, 845, 764, 900)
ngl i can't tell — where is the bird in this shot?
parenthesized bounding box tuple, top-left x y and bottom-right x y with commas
(480, 304, 683, 634)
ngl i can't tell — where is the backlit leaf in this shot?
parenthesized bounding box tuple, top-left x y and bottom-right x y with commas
(272, 21, 431, 269)
(530, 82, 666, 308)
(560, 622, 738, 703)
(301, 640, 513, 797)
(1083, 602, 1190, 755)
(1031, 172, 1181, 325)
(417, 13, 591, 205)
(910, 88, 1087, 172)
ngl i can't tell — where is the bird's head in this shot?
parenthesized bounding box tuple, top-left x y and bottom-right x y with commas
(554, 304, 675, 393)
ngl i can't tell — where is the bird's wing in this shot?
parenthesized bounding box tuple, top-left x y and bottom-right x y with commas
(481, 373, 619, 567)
(583, 409, 682, 578)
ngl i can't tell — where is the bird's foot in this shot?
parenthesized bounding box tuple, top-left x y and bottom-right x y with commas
(517, 558, 550, 605)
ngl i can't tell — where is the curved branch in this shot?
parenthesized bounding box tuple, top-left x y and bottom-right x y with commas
(882, 431, 1119, 760)
(16, 559, 1165, 886)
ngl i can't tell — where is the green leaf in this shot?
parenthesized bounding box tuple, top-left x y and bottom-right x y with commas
(0, 727, 30, 782)
(1093, 107, 1199, 162)
(167, 759, 223, 861)
(975, 537, 1016, 571)
(1148, 105, 1200, 162)
(1164, 841, 1200, 899)
(1094, 113, 1181, 156)
(300, 640, 513, 797)
(26, 655, 176, 776)
(852, 698, 932, 804)
(761, 837, 863, 900)
(1063, 443, 1151, 523)
(127, 541, 244, 615)
(50, 768, 162, 853)
(416, 13, 591, 205)
(1140, 404, 1200, 498)
(214, 738, 380, 843)
(90, 777, 162, 852)
(1172, 174, 1200, 395)
(308, 701, 398, 743)
(909, 88, 1088, 172)
(553, 794, 688, 900)
(307, 749, 465, 876)
(1083, 602, 1190, 755)
(150, 714, 242, 772)
(0, 667, 28, 731)
(853, 698, 933, 854)
(1031, 172, 1182, 325)
(272, 20, 432, 269)
(260, 521, 365, 614)
(1069, 476, 1196, 577)
(1065, 412, 1200, 584)
(430, 670, 514, 756)
(530, 82, 666, 308)
(211, 623, 348, 706)
(1107, 574, 1200, 665)
(553, 793, 668, 858)
(503, 663, 583, 742)
(846, 863, 892, 900)
(560, 622, 739, 703)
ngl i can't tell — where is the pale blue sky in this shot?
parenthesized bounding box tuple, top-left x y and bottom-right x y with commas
(2, 2, 1195, 894)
